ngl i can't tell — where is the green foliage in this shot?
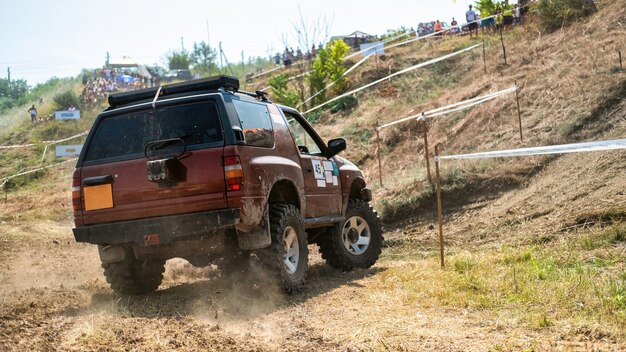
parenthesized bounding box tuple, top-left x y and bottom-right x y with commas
(0, 78, 28, 100)
(474, 0, 497, 16)
(268, 73, 300, 108)
(0, 78, 29, 112)
(167, 50, 192, 70)
(536, 0, 597, 32)
(190, 41, 218, 77)
(307, 39, 351, 106)
(330, 96, 358, 113)
(52, 90, 80, 110)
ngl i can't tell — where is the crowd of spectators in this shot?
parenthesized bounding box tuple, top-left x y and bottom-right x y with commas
(274, 44, 324, 67)
(80, 68, 157, 107)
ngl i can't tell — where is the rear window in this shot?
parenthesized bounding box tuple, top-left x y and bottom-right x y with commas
(232, 99, 273, 148)
(84, 101, 222, 163)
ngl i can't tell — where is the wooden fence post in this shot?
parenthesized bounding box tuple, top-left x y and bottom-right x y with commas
(422, 118, 432, 184)
(499, 28, 507, 65)
(435, 144, 445, 268)
(376, 123, 384, 188)
(482, 41, 487, 74)
(515, 81, 524, 142)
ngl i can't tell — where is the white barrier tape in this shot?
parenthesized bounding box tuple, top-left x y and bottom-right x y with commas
(42, 131, 89, 145)
(425, 86, 516, 115)
(377, 86, 517, 131)
(0, 158, 78, 189)
(303, 43, 481, 115)
(437, 139, 626, 161)
(297, 52, 375, 108)
(344, 31, 411, 60)
(249, 65, 284, 80)
(0, 131, 88, 150)
(0, 143, 35, 150)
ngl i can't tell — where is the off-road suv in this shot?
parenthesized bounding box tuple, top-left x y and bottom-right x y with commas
(72, 75, 383, 294)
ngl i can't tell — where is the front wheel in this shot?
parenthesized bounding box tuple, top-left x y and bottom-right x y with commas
(319, 199, 383, 271)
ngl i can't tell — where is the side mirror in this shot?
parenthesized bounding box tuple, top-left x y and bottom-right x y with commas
(326, 138, 347, 157)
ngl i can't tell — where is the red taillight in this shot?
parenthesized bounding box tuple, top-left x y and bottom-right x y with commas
(71, 169, 82, 211)
(224, 156, 243, 191)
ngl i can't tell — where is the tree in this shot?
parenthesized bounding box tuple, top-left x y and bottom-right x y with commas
(268, 74, 300, 108)
(191, 41, 218, 77)
(0, 78, 28, 100)
(167, 50, 192, 70)
(307, 39, 350, 106)
(474, 0, 497, 15)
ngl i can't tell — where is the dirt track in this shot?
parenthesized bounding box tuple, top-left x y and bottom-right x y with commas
(0, 215, 623, 352)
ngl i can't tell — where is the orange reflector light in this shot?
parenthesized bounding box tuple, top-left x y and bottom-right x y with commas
(224, 156, 243, 191)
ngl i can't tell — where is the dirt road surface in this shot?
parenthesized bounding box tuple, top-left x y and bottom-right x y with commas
(0, 217, 622, 351)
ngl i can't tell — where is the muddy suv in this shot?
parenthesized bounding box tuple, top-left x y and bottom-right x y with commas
(72, 75, 382, 294)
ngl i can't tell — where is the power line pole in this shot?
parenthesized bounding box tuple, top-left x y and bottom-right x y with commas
(241, 50, 245, 74)
(181, 36, 185, 52)
(219, 42, 224, 73)
(7, 67, 10, 83)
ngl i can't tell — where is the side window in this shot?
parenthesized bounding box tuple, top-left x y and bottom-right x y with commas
(232, 99, 274, 148)
(284, 114, 322, 155)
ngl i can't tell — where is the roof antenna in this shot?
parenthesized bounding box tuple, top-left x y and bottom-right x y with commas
(152, 86, 163, 108)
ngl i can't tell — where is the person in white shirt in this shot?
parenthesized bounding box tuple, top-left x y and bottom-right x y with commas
(466, 5, 478, 38)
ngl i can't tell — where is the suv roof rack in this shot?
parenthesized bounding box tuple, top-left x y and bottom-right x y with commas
(237, 89, 271, 103)
(108, 75, 240, 107)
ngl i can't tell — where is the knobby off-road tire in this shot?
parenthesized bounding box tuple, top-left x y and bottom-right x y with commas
(319, 199, 383, 271)
(260, 204, 308, 294)
(102, 247, 165, 295)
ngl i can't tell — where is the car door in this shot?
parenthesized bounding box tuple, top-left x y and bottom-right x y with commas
(282, 112, 342, 219)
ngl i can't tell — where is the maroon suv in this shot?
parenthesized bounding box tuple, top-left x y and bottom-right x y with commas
(72, 75, 383, 294)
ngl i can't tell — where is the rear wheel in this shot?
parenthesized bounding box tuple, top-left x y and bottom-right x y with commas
(260, 204, 308, 294)
(102, 247, 165, 295)
(319, 199, 383, 271)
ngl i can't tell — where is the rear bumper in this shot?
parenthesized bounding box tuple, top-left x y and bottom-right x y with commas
(73, 208, 240, 246)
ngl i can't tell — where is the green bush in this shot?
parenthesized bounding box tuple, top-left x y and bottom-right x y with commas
(53, 90, 81, 110)
(536, 0, 597, 32)
(268, 73, 300, 108)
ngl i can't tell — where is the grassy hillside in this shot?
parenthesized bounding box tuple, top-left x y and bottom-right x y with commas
(0, 1, 624, 345)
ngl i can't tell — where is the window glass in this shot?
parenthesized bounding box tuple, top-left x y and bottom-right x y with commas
(232, 99, 274, 148)
(285, 115, 322, 155)
(84, 101, 221, 162)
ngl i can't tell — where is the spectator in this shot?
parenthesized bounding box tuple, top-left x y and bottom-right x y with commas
(514, 4, 522, 26)
(481, 9, 495, 35)
(451, 17, 459, 34)
(434, 20, 443, 37)
(503, 0, 514, 31)
(27, 105, 37, 123)
(495, 6, 504, 33)
(466, 5, 479, 39)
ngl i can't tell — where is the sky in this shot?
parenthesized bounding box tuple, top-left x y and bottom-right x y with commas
(0, 0, 476, 85)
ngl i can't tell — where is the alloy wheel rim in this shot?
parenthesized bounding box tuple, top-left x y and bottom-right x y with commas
(342, 216, 371, 255)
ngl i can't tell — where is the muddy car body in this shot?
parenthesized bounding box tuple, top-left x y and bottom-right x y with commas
(72, 75, 383, 294)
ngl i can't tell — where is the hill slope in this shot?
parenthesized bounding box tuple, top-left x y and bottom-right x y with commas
(1, 1, 625, 350)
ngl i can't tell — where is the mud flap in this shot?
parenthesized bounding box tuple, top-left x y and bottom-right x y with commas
(236, 212, 271, 250)
(98, 245, 127, 264)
